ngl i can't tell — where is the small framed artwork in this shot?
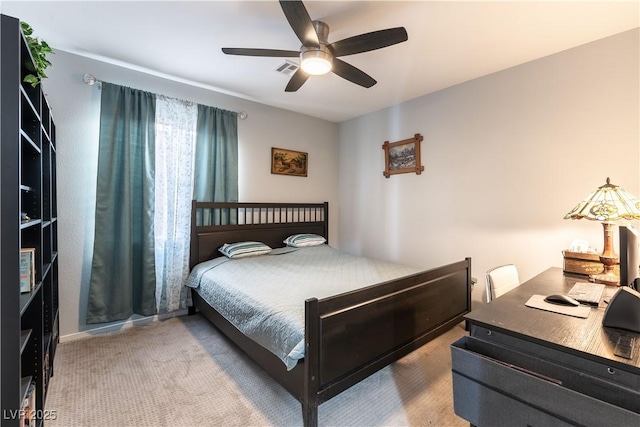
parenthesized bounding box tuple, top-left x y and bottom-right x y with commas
(271, 147, 308, 177)
(382, 133, 424, 178)
(20, 248, 36, 293)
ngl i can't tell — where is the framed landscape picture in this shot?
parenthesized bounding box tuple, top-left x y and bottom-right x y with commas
(382, 133, 424, 178)
(271, 147, 308, 177)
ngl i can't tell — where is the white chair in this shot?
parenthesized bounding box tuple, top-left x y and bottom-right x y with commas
(486, 264, 521, 303)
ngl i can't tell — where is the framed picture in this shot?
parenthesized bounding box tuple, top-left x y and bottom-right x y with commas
(20, 248, 35, 293)
(382, 133, 424, 178)
(271, 147, 308, 177)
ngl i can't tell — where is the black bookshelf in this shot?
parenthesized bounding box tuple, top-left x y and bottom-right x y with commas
(1, 14, 59, 426)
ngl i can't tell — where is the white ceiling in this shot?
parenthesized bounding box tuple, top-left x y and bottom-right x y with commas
(2, 1, 638, 123)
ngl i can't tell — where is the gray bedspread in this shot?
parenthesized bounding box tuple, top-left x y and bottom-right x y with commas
(185, 245, 420, 370)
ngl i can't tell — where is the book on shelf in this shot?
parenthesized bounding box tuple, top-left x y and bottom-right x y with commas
(21, 381, 36, 426)
(20, 248, 36, 293)
(43, 350, 50, 393)
(52, 315, 59, 342)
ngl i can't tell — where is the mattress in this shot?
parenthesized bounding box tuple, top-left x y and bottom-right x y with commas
(185, 245, 420, 370)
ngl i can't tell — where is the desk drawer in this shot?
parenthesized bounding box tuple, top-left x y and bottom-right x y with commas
(470, 324, 640, 391)
(451, 336, 640, 426)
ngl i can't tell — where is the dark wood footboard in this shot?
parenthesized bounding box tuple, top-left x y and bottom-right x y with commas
(302, 258, 471, 426)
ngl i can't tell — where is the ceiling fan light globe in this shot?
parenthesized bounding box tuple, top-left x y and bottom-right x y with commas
(300, 50, 333, 75)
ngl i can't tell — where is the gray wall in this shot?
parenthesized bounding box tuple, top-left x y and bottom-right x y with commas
(42, 51, 339, 337)
(337, 29, 640, 306)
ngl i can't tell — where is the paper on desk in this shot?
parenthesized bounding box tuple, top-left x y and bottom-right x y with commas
(525, 294, 591, 318)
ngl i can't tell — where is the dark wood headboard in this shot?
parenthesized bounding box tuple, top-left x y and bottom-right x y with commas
(190, 201, 329, 268)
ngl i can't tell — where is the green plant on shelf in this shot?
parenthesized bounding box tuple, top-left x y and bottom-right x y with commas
(20, 21, 53, 87)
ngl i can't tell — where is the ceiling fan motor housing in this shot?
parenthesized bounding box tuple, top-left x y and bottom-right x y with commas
(312, 20, 330, 44)
(300, 21, 333, 75)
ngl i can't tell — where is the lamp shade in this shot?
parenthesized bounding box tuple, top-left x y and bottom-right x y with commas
(564, 177, 640, 222)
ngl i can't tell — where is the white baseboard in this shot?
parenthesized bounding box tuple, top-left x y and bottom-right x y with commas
(59, 309, 189, 342)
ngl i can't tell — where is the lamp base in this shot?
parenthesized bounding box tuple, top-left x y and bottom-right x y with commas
(589, 273, 619, 286)
(592, 252, 619, 286)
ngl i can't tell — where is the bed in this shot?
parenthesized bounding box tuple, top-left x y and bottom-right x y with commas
(188, 201, 472, 427)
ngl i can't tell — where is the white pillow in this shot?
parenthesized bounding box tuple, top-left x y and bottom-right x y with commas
(219, 241, 272, 259)
(284, 234, 326, 248)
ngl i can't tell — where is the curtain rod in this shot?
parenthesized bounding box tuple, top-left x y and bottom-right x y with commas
(82, 73, 248, 120)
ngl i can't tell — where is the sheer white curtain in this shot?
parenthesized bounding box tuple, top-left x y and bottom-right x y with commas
(154, 95, 197, 312)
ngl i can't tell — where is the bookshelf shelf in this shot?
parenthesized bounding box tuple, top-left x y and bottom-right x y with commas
(20, 376, 32, 403)
(20, 219, 42, 230)
(20, 329, 32, 354)
(21, 129, 40, 153)
(19, 282, 43, 316)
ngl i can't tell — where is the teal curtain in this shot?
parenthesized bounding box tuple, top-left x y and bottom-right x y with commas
(87, 83, 157, 323)
(194, 106, 238, 224)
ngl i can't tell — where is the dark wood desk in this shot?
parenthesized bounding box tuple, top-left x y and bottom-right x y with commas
(452, 267, 640, 426)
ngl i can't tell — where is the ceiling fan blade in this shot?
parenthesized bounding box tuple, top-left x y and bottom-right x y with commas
(222, 48, 300, 57)
(279, 0, 319, 48)
(285, 68, 310, 92)
(332, 59, 376, 88)
(329, 27, 408, 57)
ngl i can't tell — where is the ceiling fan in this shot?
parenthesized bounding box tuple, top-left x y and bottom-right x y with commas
(221, 0, 408, 92)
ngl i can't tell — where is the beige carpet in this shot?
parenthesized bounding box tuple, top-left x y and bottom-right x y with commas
(45, 314, 467, 427)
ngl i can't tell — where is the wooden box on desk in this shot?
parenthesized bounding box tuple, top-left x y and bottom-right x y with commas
(562, 250, 619, 277)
